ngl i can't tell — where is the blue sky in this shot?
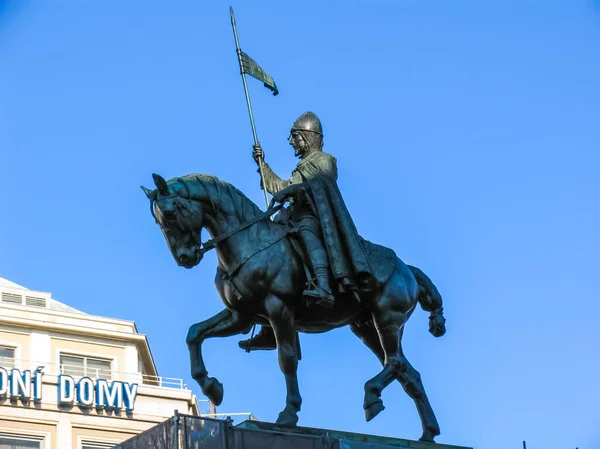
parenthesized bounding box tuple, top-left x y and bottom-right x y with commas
(1, 1, 599, 448)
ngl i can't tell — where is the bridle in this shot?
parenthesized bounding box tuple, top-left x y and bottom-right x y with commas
(152, 178, 284, 258)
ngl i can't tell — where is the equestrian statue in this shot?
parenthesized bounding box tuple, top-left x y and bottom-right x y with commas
(141, 111, 447, 442)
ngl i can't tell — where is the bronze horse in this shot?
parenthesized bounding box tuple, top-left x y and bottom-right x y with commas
(142, 173, 447, 442)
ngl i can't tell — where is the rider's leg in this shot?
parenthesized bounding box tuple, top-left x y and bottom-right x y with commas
(299, 224, 334, 307)
(239, 219, 334, 352)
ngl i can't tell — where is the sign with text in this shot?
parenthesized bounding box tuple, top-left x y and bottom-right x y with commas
(0, 368, 138, 412)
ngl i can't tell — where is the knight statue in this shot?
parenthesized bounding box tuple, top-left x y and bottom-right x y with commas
(143, 12, 450, 439)
(240, 111, 375, 351)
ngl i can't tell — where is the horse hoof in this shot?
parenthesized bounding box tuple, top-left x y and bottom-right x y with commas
(204, 377, 224, 406)
(419, 429, 439, 443)
(364, 399, 385, 422)
(275, 411, 299, 427)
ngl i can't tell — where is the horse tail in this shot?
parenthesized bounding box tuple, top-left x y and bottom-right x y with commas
(408, 265, 446, 337)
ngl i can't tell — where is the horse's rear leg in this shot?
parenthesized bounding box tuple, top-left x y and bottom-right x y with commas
(350, 320, 384, 364)
(349, 320, 387, 420)
(397, 336, 441, 442)
(352, 319, 441, 442)
(360, 314, 407, 422)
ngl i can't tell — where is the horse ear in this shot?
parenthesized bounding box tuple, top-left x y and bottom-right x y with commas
(152, 173, 170, 195)
(140, 185, 155, 200)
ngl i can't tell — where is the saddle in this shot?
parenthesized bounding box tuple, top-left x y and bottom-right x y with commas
(286, 231, 398, 303)
(215, 205, 398, 308)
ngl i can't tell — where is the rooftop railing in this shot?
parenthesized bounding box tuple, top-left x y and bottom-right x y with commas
(200, 412, 258, 422)
(0, 357, 188, 390)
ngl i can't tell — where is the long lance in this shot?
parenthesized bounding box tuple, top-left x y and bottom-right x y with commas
(230, 7, 270, 208)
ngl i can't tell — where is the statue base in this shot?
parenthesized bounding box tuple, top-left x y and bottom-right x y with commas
(236, 420, 472, 449)
(114, 413, 473, 449)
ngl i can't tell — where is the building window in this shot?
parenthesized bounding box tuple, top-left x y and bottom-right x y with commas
(60, 354, 112, 380)
(0, 346, 15, 369)
(81, 444, 114, 449)
(0, 435, 42, 448)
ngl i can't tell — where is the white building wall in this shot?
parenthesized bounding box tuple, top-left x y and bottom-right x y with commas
(125, 343, 141, 384)
(57, 413, 72, 449)
(30, 330, 51, 370)
(0, 276, 201, 449)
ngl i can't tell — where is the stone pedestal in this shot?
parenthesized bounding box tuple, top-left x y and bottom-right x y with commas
(114, 414, 473, 449)
(236, 420, 472, 449)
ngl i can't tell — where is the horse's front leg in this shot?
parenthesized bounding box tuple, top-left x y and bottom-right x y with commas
(186, 308, 252, 406)
(265, 295, 302, 426)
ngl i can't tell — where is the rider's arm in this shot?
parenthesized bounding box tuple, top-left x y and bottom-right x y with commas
(253, 143, 293, 194)
(259, 163, 291, 194)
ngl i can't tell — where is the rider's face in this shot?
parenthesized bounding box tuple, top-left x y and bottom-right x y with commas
(289, 131, 308, 158)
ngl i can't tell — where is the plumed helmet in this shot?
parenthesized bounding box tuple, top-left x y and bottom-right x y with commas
(289, 111, 323, 137)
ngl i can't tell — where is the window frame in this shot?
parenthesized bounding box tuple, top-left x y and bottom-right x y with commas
(0, 338, 21, 370)
(59, 353, 113, 380)
(80, 444, 115, 449)
(0, 431, 46, 449)
(0, 345, 16, 370)
(78, 437, 121, 449)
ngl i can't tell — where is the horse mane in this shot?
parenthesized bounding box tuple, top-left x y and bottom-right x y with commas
(167, 173, 263, 221)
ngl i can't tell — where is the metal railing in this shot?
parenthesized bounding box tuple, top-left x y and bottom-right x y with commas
(57, 364, 186, 389)
(0, 357, 187, 389)
(0, 355, 15, 369)
(200, 412, 257, 421)
(137, 372, 186, 389)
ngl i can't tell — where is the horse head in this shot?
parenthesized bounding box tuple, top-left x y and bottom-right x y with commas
(142, 173, 205, 269)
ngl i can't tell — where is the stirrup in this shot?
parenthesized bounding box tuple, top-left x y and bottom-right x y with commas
(238, 328, 277, 351)
(303, 284, 334, 308)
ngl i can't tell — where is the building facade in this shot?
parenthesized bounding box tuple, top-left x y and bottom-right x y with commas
(0, 276, 200, 449)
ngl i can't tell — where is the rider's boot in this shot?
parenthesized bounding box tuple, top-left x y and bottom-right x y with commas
(301, 229, 335, 308)
(304, 266, 335, 308)
(238, 326, 277, 351)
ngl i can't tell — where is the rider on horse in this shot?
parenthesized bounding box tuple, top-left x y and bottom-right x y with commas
(240, 111, 375, 351)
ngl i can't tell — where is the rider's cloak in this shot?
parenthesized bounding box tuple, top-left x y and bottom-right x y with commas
(261, 151, 374, 290)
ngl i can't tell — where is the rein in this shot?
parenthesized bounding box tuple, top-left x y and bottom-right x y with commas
(199, 203, 284, 256)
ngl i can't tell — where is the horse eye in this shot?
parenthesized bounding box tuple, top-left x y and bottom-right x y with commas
(163, 209, 176, 220)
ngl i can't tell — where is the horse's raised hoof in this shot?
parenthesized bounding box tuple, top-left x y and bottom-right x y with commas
(275, 410, 299, 427)
(364, 399, 385, 422)
(204, 376, 224, 406)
